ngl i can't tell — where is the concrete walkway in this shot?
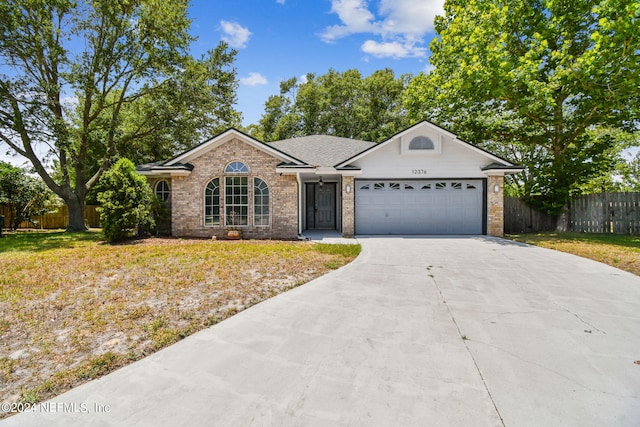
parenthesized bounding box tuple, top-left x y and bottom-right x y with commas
(300, 230, 360, 244)
(4, 237, 640, 426)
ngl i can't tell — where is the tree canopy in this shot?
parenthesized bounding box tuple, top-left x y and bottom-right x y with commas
(618, 151, 640, 192)
(405, 0, 640, 222)
(0, 0, 240, 231)
(251, 68, 410, 142)
(0, 162, 57, 229)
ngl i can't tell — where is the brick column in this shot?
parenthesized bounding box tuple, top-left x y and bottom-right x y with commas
(487, 175, 504, 237)
(341, 176, 355, 237)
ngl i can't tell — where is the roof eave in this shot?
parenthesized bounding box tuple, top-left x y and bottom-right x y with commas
(335, 166, 363, 176)
(138, 169, 192, 177)
(166, 128, 306, 166)
(482, 166, 525, 176)
(275, 166, 317, 175)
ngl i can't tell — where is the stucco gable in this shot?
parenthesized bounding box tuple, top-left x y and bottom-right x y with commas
(335, 121, 518, 169)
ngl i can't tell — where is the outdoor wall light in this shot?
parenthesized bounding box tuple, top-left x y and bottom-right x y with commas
(345, 184, 352, 194)
(494, 184, 500, 193)
(319, 176, 324, 188)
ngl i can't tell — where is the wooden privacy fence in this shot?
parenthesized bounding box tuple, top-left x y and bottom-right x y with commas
(504, 197, 557, 233)
(0, 205, 100, 229)
(505, 193, 640, 235)
(570, 193, 640, 235)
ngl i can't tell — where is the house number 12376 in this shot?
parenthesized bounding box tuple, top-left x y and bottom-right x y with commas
(412, 169, 427, 175)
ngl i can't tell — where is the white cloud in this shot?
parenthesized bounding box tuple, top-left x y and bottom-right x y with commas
(240, 72, 268, 86)
(220, 20, 252, 49)
(61, 95, 79, 109)
(361, 40, 426, 59)
(321, 0, 377, 42)
(378, 0, 444, 37)
(299, 74, 309, 84)
(423, 62, 436, 73)
(321, 0, 444, 58)
(276, 0, 285, 4)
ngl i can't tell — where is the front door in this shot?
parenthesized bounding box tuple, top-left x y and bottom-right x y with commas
(306, 183, 336, 230)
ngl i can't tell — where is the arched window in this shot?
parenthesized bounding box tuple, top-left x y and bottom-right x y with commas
(154, 180, 170, 202)
(225, 176, 248, 226)
(225, 161, 249, 173)
(409, 136, 435, 150)
(204, 162, 268, 228)
(204, 178, 220, 226)
(254, 178, 270, 226)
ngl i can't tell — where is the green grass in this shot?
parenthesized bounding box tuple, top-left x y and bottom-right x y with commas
(313, 243, 362, 269)
(313, 243, 362, 258)
(507, 232, 640, 248)
(0, 230, 103, 253)
(506, 232, 640, 276)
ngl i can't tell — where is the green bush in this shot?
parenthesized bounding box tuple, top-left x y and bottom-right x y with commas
(97, 159, 155, 243)
(150, 197, 172, 236)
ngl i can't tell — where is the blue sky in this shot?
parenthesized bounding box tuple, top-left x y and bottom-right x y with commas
(189, 0, 445, 126)
(0, 0, 444, 167)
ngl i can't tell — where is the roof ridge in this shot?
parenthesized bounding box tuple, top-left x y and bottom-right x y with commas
(269, 134, 376, 144)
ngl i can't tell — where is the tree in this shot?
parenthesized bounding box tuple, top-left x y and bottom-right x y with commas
(0, 162, 57, 229)
(112, 46, 241, 165)
(257, 77, 300, 141)
(255, 69, 410, 142)
(96, 158, 154, 242)
(358, 70, 412, 142)
(575, 128, 639, 193)
(0, 0, 240, 232)
(620, 152, 640, 191)
(405, 0, 640, 228)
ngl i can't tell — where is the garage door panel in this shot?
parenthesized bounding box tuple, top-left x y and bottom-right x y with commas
(355, 180, 483, 235)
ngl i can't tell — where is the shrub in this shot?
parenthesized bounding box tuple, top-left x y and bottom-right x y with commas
(150, 197, 172, 236)
(97, 159, 155, 242)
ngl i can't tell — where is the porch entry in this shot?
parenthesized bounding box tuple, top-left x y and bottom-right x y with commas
(305, 183, 336, 230)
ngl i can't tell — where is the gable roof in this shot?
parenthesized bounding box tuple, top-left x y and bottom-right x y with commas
(166, 128, 305, 166)
(268, 135, 376, 167)
(335, 120, 520, 169)
(137, 121, 522, 177)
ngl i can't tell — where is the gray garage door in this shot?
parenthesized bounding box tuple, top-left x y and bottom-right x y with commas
(355, 180, 484, 234)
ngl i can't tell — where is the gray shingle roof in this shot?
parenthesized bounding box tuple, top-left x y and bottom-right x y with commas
(136, 161, 193, 172)
(268, 135, 377, 167)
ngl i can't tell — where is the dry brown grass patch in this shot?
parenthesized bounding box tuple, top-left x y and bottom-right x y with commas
(0, 232, 360, 416)
(506, 232, 640, 276)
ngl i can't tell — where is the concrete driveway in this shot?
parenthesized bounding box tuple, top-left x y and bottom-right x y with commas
(3, 237, 640, 426)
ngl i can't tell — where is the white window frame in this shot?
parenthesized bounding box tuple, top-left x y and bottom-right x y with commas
(204, 178, 221, 226)
(154, 180, 171, 202)
(225, 176, 249, 227)
(253, 177, 270, 227)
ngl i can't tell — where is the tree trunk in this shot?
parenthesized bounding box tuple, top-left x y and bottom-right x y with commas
(66, 195, 88, 232)
(10, 206, 19, 231)
(555, 204, 570, 232)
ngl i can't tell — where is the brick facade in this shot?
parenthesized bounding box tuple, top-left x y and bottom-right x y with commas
(170, 138, 299, 239)
(140, 124, 517, 240)
(487, 175, 505, 237)
(341, 176, 355, 237)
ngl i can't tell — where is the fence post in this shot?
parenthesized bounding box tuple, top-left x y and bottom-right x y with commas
(568, 192, 639, 235)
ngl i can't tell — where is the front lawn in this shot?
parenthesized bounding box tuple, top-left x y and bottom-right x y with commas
(0, 231, 360, 415)
(506, 232, 640, 276)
